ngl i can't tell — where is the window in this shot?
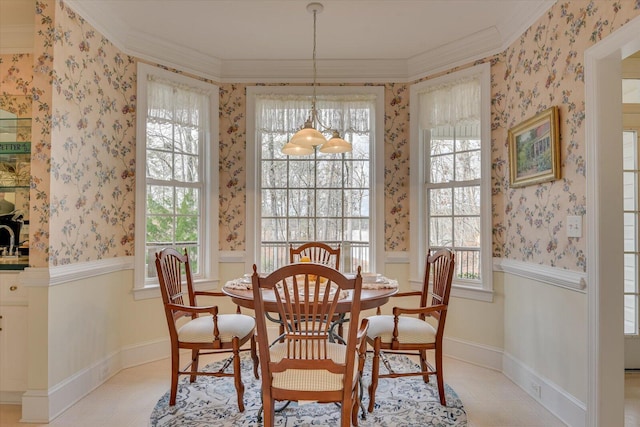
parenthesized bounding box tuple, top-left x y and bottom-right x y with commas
(246, 86, 385, 274)
(134, 63, 218, 296)
(410, 63, 492, 300)
(623, 129, 638, 335)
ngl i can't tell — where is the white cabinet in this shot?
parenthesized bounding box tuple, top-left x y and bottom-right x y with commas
(0, 272, 27, 402)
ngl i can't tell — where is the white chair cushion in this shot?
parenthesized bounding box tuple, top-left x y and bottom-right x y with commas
(366, 315, 436, 344)
(268, 342, 359, 392)
(178, 314, 255, 343)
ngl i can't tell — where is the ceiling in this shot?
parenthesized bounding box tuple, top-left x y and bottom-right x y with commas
(1, 0, 555, 82)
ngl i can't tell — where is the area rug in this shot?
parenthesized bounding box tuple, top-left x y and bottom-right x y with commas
(150, 353, 467, 426)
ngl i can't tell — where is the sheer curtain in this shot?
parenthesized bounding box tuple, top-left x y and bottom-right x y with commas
(418, 76, 480, 129)
(147, 77, 209, 130)
(255, 93, 375, 136)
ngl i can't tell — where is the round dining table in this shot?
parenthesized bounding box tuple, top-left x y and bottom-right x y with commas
(223, 279, 398, 344)
(222, 282, 398, 313)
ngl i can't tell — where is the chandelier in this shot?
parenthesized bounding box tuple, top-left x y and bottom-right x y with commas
(281, 2, 352, 156)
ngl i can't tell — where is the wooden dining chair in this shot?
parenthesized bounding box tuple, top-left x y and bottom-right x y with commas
(365, 248, 455, 411)
(289, 241, 341, 269)
(288, 241, 343, 338)
(155, 248, 259, 411)
(251, 262, 368, 427)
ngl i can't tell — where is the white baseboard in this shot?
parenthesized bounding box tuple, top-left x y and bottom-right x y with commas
(444, 336, 503, 371)
(0, 390, 22, 405)
(18, 320, 584, 426)
(120, 338, 171, 369)
(502, 352, 586, 427)
(21, 338, 171, 423)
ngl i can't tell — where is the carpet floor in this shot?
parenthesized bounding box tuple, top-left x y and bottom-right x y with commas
(150, 353, 467, 426)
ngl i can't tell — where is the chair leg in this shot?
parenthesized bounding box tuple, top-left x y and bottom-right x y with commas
(251, 334, 260, 379)
(435, 346, 446, 406)
(263, 398, 275, 427)
(419, 349, 429, 383)
(232, 338, 245, 412)
(351, 381, 360, 426)
(368, 338, 381, 413)
(341, 394, 353, 427)
(170, 346, 179, 406)
(190, 349, 199, 383)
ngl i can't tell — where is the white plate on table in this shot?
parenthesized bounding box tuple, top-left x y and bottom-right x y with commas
(361, 273, 382, 283)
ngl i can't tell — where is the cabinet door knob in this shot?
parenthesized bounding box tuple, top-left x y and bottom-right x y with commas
(9, 285, 17, 291)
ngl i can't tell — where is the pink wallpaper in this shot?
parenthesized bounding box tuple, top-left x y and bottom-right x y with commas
(32, 0, 136, 266)
(11, 0, 640, 271)
(491, 0, 640, 270)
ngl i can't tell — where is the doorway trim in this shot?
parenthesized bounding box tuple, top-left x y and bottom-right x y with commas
(585, 14, 640, 427)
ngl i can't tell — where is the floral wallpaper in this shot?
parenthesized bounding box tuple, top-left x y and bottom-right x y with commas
(12, 0, 640, 271)
(217, 0, 640, 271)
(27, 0, 136, 266)
(0, 54, 32, 101)
(383, 83, 410, 251)
(218, 83, 247, 249)
(49, 1, 136, 265)
(491, 0, 640, 271)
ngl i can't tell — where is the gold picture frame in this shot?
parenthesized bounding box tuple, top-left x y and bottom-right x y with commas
(508, 106, 560, 188)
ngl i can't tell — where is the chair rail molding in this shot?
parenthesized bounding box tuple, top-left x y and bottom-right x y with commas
(493, 258, 587, 293)
(20, 256, 135, 288)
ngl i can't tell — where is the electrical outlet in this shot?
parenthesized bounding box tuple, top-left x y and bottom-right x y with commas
(567, 215, 582, 238)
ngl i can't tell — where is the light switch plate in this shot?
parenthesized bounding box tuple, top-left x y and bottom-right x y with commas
(567, 215, 582, 238)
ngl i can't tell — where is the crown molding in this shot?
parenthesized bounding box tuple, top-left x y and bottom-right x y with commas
(407, 27, 502, 82)
(219, 59, 408, 83)
(59, 0, 556, 83)
(126, 30, 223, 82)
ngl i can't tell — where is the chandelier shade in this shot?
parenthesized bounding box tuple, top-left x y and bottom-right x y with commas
(282, 2, 352, 156)
(288, 120, 327, 147)
(282, 141, 314, 155)
(319, 131, 352, 153)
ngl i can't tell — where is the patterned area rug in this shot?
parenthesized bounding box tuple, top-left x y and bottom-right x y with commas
(150, 353, 467, 426)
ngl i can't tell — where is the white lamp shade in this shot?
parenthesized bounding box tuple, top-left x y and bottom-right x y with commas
(282, 141, 314, 156)
(289, 126, 327, 147)
(319, 134, 352, 153)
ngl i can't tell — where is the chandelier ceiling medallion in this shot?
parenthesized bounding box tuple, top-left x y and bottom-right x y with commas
(281, 2, 352, 156)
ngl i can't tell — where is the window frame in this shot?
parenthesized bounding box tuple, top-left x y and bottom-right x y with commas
(134, 63, 219, 299)
(246, 85, 385, 274)
(409, 63, 493, 301)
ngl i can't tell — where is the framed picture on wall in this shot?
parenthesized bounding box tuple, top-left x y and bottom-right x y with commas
(508, 106, 560, 188)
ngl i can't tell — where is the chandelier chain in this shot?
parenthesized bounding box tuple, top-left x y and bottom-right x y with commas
(312, 6, 318, 122)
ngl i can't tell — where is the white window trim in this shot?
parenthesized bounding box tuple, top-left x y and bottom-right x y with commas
(245, 85, 385, 274)
(133, 63, 219, 300)
(409, 62, 493, 301)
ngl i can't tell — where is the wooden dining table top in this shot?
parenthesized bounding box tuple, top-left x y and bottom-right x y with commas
(222, 280, 398, 313)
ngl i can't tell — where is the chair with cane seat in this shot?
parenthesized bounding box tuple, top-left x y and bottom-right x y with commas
(252, 262, 368, 426)
(155, 248, 259, 411)
(365, 248, 455, 411)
